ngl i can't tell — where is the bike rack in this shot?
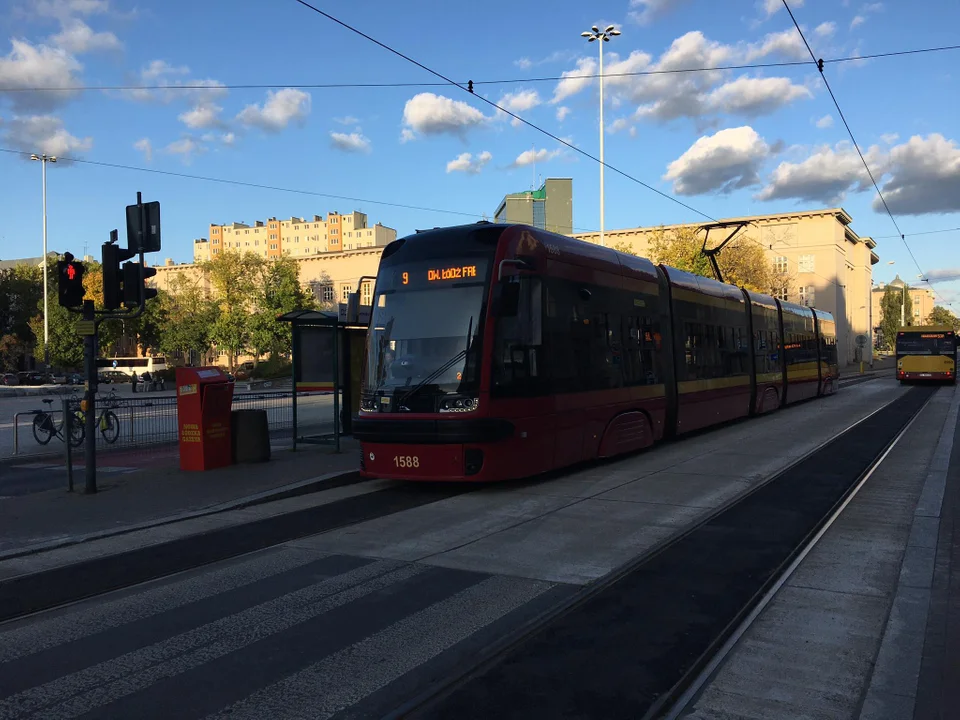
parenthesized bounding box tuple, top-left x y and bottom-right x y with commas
(12, 409, 61, 455)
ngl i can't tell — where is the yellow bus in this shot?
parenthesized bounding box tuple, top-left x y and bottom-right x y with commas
(895, 325, 957, 384)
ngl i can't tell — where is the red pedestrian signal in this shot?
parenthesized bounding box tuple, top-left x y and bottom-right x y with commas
(57, 256, 86, 308)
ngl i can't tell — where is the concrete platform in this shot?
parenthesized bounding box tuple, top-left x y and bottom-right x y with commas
(0, 378, 914, 719)
(678, 383, 958, 720)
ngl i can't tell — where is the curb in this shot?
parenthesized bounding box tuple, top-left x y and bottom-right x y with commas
(0, 468, 360, 563)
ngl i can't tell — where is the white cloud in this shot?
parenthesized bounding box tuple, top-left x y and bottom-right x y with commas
(744, 28, 807, 61)
(446, 150, 492, 174)
(814, 21, 836, 37)
(2, 114, 92, 157)
(401, 92, 488, 140)
(551, 57, 599, 105)
(164, 136, 203, 164)
(498, 89, 541, 127)
(33, 0, 109, 19)
(133, 137, 151, 162)
(815, 114, 833, 128)
(851, 2, 883, 29)
(704, 76, 812, 117)
(499, 89, 541, 114)
(556, 106, 571, 122)
(237, 88, 311, 132)
(513, 50, 575, 69)
(330, 130, 371, 153)
(757, 141, 882, 204)
(178, 102, 224, 129)
(877, 134, 960, 215)
(122, 60, 226, 105)
(629, 0, 689, 24)
(760, 0, 802, 19)
(512, 147, 561, 168)
(664, 126, 770, 195)
(0, 39, 81, 112)
(880, 133, 899, 144)
(850, 15, 866, 28)
(221, 132, 236, 145)
(333, 115, 359, 125)
(923, 268, 960, 283)
(49, 19, 121, 54)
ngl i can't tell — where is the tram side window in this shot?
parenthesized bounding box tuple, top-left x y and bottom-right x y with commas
(820, 328, 838, 366)
(623, 310, 663, 386)
(492, 276, 544, 396)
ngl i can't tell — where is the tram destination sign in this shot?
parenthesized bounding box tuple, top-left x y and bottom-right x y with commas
(393, 258, 488, 288)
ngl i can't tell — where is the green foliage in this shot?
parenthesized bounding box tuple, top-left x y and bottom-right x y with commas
(0, 261, 42, 369)
(879, 284, 914, 349)
(158, 273, 219, 363)
(250, 354, 292, 379)
(928, 305, 960, 331)
(249, 256, 316, 361)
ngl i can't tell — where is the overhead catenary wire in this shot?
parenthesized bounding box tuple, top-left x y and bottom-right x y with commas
(5, 43, 958, 93)
(781, 0, 953, 309)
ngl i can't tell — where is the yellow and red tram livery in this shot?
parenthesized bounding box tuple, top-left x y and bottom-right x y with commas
(354, 223, 839, 482)
(896, 326, 957, 383)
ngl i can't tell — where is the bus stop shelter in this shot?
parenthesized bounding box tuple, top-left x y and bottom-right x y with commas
(278, 309, 369, 451)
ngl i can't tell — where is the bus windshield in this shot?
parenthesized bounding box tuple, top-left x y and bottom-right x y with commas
(364, 258, 490, 407)
(896, 333, 955, 356)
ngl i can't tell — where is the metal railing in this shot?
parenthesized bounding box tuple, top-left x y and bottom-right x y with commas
(8, 389, 334, 457)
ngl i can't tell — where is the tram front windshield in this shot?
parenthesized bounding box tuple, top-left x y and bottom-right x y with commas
(364, 258, 490, 403)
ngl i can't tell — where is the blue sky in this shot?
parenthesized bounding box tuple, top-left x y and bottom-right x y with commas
(1, 0, 959, 301)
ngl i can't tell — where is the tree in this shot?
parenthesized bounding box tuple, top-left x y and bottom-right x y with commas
(125, 293, 169, 355)
(248, 256, 315, 363)
(202, 251, 264, 369)
(928, 305, 960, 331)
(612, 240, 637, 256)
(0, 261, 42, 369)
(645, 226, 777, 293)
(158, 274, 219, 365)
(879, 284, 913, 349)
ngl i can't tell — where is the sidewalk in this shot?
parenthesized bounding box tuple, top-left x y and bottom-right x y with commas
(0, 438, 361, 556)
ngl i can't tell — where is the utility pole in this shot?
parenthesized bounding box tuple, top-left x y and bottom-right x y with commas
(82, 299, 98, 494)
(31, 153, 57, 365)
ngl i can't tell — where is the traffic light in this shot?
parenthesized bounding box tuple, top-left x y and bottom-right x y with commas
(57, 254, 86, 307)
(121, 261, 157, 308)
(102, 239, 137, 310)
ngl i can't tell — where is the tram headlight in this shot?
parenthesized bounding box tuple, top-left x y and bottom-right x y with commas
(439, 396, 478, 413)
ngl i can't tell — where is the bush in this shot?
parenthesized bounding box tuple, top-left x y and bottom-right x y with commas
(250, 355, 292, 380)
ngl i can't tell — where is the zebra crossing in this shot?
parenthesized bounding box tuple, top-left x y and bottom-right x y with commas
(0, 542, 569, 719)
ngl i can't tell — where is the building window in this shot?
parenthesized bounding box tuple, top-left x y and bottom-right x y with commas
(774, 256, 788, 274)
(532, 200, 546, 230)
(341, 285, 353, 302)
(798, 255, 815, 273)
(321, 285, 335, 302)
(914, 308, 921, 318)
(799, 286, 815, 307)
(361, 282, 372, 305)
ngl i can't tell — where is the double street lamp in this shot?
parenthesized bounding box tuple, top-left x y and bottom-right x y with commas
(30, 153, 57, 366)
(581, 24, 620, 248)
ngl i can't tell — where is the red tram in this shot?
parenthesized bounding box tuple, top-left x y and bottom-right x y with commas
(354, 223, 839, 482)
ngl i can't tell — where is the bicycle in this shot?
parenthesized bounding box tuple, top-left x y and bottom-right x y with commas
(75, 392, 121, 444)
(32, 398, 85, 447)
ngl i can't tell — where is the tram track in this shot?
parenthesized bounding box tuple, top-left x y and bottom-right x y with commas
(395, 385, 938, 720)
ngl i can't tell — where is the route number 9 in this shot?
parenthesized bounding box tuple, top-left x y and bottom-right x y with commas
(394, 455, 420, 468)
(402, 272, 409, 285)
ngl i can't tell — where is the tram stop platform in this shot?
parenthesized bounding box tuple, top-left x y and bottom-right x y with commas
(678, 383, 960, 720)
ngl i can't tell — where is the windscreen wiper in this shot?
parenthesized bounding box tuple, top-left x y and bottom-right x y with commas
(399, 317, 473, 407)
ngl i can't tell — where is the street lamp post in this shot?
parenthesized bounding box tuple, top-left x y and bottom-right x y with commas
(30, 153, 57, 366)
(887, 260, 906, 326)
(581, 24, 620, 248)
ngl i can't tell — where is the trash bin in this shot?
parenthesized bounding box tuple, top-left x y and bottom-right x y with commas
(231, 409, 271, 463)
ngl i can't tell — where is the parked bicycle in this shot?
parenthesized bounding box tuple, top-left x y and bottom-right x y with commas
(32, 398, 85, 447)
(74, 390, 121, 444)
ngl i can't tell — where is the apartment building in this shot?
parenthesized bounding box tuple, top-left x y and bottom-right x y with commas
(194, 211, 396, 263)
(574, 208, 879, 366)
(494, 178, 573, 236)
(871, 276, 936, 329)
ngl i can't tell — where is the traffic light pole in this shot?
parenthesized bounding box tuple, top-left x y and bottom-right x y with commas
(82, 299, 98, 494)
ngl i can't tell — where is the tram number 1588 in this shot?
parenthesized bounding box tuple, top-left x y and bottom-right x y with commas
(394, 455, 420, 468)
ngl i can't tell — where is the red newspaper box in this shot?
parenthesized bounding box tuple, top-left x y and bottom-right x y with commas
(176, 367, 234, 471)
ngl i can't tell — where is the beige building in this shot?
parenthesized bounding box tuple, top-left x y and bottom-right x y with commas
(574, 208, 879, 366)
(871, 276, 936, 331)
(193, 211, 396, 263)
